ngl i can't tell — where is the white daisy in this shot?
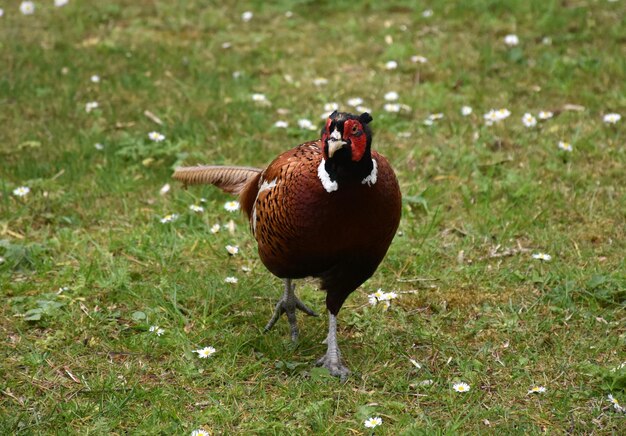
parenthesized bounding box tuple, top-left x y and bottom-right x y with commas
(542, 37, 552, 45)
(411, 55, 428, 64)
(90, 75, 100, 83)
(453, 382, 471, 393)
(13, 186, 30, 197)
(225, 245, 239, 255)
(193, 346, 216, 358)
(149, 326, 165, 336)
(384, 91, 399, 101)
(251, 93, 268, 103)
(0, 9, 4, 17)
(159, 183, 170, 195)
(528, 386, 546, 394)
(160, 213, 179, 224)
(210, 224, 221, 234)
(323, 102, 340, 112)
(558, 141, 573, 152)
(504, 34, 519, 47)
(356, 105, 372, 114)
(607, 394, 624, 412)
(313, 77, 328, 86)
(274, 120, 288, 128)
(422, 9, 433, 18)
(538, 111, 553, 120)
(241, 11, 253, 22)
(363, 417, 382, 428)
(224, 201, 240, 212)
(20, 1, 35, 15)
(532, 253, 552, 262)
(522, 113, 537, 128)
(232, 71, 242, 79)
(603, 113, 621, 124)
(189, 204, 204, 213)
(297, 118, 317, 130)
(224, 276, 238, 284)
(0, 256, 5, 264)
(85, 101, 99, 113)
(484, 108, 511, 125)
(241, 265, 252, 272)
(385, 60, 398, 70)
(461, 106, 473, 116)
(423, 119, 434, 126)
(428, 113, 444, 121)
(54, 0, 69, 8)
(347, 97, 364, 107)
(190, 430, 210, 436)
(148, 131, 165, 142)
(94, 143, 105, 150)
(285, 11, 293, 18)
(384, 103, 401, 113)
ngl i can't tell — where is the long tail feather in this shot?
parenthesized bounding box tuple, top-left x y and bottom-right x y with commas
(172, 165, 262, 194)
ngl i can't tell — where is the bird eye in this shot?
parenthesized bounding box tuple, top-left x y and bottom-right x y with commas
(351, 125, 359, 134)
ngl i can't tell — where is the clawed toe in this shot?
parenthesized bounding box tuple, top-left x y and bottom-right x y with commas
(316, 354, 351, 381)
(263, 279, 317, 341)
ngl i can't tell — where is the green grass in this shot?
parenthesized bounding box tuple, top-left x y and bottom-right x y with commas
(1, 0, 625, 434)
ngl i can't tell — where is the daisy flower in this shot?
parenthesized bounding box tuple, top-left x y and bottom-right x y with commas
(428, 113, 444, 121)
(85, 101, 99, 113)
(241, 265, 252, 272)
(88, 74, 100, 83)
(189, 204, 204, 213)
(148, 131, 165, 142)
(608, 394, 624, 412)
(363, 417, 382, 428)
(423, 119, 434, 126)
(13, 186, 30, 197)
(241, 11, 253, 22)
(160, 214, 179, 224)
(384, 103, 401, 113)
(538, 111, 553, 120)
(94, 143, 104, 150)
(385, 60, 398, 70)
(224, 276, 238, 284)
(356, 105, 372, 114)
(274, 120, 288, 128)
(411, 55, 428, 64)
(453, 382, 471, 393)
(0, 256, 5, 264)
(190, 430, 210, 436)
(484, 108, 511, 125)
(461, 106, 473, 116)
(193, 346, 216, 358)
(0, 9, 4, 17)
(224, 201, 240, 212)
(558, 141, 573, 152)
(297, 118, 317, 130)
(528, 386, 546, 394)
(324, 102, 340, 112)
(504, 34, 519, 47)
(251, 93, 268, 103)
(347, 97, 364, 107)
(210, 224, 221, 234)
(384, 91, 399, 101)
(221, 42, 232, 49)
(313, 77, 328, 86)
(603, 113, 621, 124)
(20, 1, 35, 15)
(55, 0, 69, 8)
(532, 252, 552, 261)
(522, 113, 537, 128)
(225, 245, 239, 255)
(232, 71, 242, 79)
(149, 325, 165, 336)
(422, 9, 433, 18)
(159, 183, 170, 195)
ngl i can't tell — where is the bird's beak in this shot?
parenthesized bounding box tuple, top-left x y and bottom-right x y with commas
(327, 128, 346, 158)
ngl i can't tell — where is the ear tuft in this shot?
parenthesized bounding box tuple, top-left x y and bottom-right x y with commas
(359, 112, 373, 124)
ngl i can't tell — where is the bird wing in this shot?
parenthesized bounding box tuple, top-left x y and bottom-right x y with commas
(172, 165, 262, 195)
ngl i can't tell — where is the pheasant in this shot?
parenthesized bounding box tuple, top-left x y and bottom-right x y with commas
(173, 111, 402, 379)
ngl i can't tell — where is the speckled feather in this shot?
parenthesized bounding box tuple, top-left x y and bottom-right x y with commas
(174, 137, 401, 314)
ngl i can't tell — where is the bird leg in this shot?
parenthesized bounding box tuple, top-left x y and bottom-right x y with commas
(264, 278, 318, 341)
(315, 312, 350, 381)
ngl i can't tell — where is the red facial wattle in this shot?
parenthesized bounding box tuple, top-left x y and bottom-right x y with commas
(343, 119, 367, 162)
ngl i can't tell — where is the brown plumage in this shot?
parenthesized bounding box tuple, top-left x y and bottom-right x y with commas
(174, 111, 401, 379)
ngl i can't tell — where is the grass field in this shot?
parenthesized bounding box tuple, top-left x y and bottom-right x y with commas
(1, 0, 625, 434)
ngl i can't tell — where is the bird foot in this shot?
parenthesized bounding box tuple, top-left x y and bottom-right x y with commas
(264, 293, 318, 341)
(315, 353, 351, 381)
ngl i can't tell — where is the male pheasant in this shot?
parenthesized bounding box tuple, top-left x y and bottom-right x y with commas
(173, 111, 402, 379)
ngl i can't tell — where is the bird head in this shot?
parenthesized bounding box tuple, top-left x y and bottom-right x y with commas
(321, 111, 373, 162)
